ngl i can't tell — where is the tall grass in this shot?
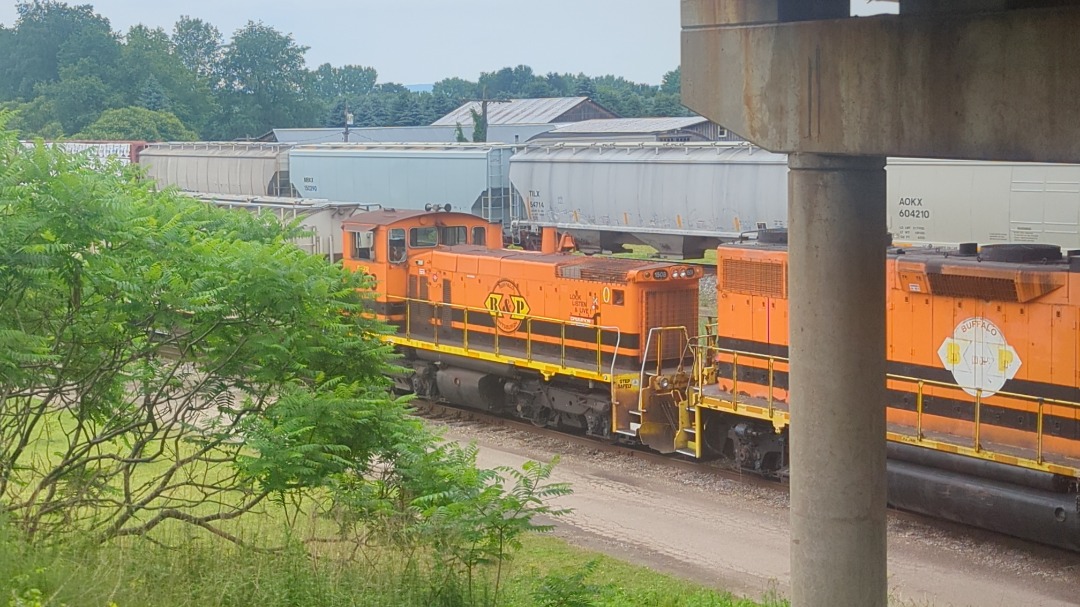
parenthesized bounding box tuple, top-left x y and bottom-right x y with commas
(0, 518, 784, 607)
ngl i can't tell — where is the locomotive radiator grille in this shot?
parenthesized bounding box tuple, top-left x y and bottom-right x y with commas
(721, 258, 786, 299)
(926, 273, 1018, 302)
(556, 257, 669, 284)
(644, 288, 699, 361)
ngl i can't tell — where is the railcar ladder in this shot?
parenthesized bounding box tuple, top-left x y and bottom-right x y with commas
(674, 391, 702, 458)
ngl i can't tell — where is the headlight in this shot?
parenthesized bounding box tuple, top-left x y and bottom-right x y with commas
(685, 268, 695, 278)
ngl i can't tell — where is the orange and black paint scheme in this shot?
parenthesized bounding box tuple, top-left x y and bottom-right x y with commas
(688, 242, 1080, 474)
(343, 210, 1080, 550)
(341, 208, 700, 437)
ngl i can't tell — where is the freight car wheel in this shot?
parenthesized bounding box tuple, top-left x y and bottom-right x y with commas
(529, 407, 553, 428)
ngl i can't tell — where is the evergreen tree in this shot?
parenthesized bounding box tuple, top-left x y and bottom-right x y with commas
(574, 76, 596, 98)
(137, 74, 170, 111)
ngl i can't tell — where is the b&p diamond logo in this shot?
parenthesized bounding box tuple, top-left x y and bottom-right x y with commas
(937, 317, 1021, 397)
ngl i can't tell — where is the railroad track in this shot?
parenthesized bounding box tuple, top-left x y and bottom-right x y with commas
(412, 399, 761, 484)
(408, 399, 1070, 556)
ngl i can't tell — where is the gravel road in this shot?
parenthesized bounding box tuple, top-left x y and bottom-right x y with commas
(434, 421, 1080, 607)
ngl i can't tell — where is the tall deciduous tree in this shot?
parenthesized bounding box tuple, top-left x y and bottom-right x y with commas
(432, 77, 477, 103)
(217, 21, 320, 138)
(121, 24, 214, 134)
(171, 15, 223, 82)
(311, 63, 377, 100)
(0, 1, 116, 101)
(661, 66, 681, 95)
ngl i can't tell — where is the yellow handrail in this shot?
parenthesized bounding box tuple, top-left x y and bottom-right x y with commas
(689, 338, 1080, 465)
(387, 294, 622, 376)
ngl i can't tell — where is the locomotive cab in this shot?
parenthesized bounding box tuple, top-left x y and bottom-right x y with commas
(341, 208, 500, 322)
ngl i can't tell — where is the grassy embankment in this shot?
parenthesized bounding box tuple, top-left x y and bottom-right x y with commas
(0, 413, 785, 607)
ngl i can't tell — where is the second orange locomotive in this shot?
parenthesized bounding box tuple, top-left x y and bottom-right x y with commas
(341, 208, 699, 436)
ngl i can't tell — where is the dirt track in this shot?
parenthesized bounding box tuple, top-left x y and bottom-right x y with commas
(436, 422, 1080, 607)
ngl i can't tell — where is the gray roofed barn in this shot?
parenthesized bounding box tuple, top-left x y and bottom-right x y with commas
(528, 117, 739, 142)
(431, 97, 619, 127)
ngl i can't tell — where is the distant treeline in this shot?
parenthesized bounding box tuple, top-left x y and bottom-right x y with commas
(0, 1, 687, 142)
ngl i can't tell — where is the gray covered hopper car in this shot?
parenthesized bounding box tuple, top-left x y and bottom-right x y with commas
(287, 143, 522, 226)
(509, 142, 787, 257)
(140, 142, 296, 197)
(509, 142, 1080, 258)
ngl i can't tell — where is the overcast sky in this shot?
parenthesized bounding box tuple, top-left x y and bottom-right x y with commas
(0, 1, 899, 86)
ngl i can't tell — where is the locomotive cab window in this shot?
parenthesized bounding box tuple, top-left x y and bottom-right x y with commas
(472, 227, 486, 246)
(410, 227, 438, 248)
(351, 230, 374, 261)
(613, 289, 624, 305)
(440, 226, 467, 246)
(388, 228, 407, 263)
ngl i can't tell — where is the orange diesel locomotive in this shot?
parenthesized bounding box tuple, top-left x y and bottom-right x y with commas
(341, 208, 699, 437)
(343, 209, 1080, 551)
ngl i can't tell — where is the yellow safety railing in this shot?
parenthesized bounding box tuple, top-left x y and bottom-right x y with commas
(386, 295, 622, 377)
(636, 325, 694, 413)
(691, 327, 787, 422)
(887, 374, 1080, 466)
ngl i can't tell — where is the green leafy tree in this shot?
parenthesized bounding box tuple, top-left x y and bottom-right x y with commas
(413, 456, 571, 606)
(0, 1, 116, 101)
(455, 122, 468, 142)
(171, 15, 223, 82)
(543, 72, 575, 97)
(0, 118, 405, 542)
(76, 106, 197, 141)
(650, 92, 688, 117)
(432, 77, 477, 103)
(334, 439, 571, 607)
(3, 97, 63, 138)
(39, 71, 114, 134)
(375, 82, 409, 95)
(470, 107, 486, 143)
(429, 92, 461, 123)
(355, 93, 392, 127)
(478, 65, 536, 98)
(661, 66, 681, 95)
(217, 20, 319, 138)
(311, 63, 377, 100)
(121, 24, 215, 135)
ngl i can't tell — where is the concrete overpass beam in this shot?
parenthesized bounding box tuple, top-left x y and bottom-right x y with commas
(682, 4, 1080, 161)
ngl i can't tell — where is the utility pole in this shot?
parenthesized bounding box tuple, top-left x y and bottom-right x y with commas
(465, 87, 510, 143)
(343, 100, 354, 143)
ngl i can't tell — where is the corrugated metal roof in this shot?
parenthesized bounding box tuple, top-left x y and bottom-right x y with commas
(541, 117, 709, 134)
(432, 97, 591, 126)
(533, 116, 704, 133)
(512, 141, 786, 165)
(273, 124, 556, 144)
(141, 142, 292, 159)
(291, 142, 515, 153)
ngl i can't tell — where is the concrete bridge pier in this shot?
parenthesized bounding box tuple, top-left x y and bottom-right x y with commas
(787, 153, 887, 607)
